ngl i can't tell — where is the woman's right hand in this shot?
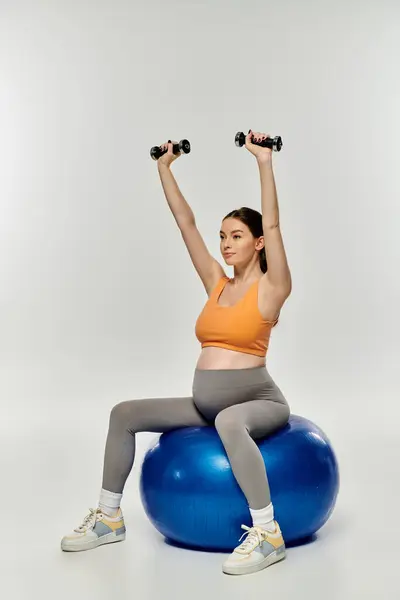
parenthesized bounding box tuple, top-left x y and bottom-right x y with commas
(157, 140, 181, 168)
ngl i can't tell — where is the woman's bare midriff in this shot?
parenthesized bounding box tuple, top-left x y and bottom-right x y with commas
(195, 346, 266, 370)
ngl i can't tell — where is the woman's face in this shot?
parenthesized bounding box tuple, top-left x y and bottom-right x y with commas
(219, 218, 263, 267)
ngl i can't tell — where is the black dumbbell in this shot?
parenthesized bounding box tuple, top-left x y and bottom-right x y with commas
(235, 132, 283, 152)
(150, 139, 191, 161)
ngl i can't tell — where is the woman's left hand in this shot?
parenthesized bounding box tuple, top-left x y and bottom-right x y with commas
(245, 130, 272, 162)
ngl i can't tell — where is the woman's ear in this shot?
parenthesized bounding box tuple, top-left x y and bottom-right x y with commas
(255, 236, 265, 251)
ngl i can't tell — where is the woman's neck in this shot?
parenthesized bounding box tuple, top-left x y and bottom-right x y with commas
(231, 266, 263, 285)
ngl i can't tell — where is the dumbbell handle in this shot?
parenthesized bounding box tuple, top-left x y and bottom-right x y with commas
(150, 139, 191, 161)
(235, 132, 283, 152)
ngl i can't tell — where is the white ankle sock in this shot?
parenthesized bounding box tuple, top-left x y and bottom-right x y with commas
(98, 488, 122, 516)
(249, 503, 276, 532)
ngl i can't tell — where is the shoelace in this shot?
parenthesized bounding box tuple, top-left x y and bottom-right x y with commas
(236, 525, 264, 553)
(74, 508, 103, 533)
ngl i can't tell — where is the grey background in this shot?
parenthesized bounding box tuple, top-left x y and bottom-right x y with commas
(0, 1, 399, 598)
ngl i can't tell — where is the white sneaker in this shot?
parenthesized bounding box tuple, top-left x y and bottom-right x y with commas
(222, 522, 286, 576)
(61, 507, 126, 552)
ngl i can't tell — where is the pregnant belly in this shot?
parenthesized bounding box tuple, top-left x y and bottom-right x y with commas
(195, 347, 266, 371)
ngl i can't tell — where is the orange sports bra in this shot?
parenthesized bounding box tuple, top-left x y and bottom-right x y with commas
(195, 276, 279, 358)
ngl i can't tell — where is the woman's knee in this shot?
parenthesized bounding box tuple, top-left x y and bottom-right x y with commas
(278, 403, 290, 427)
(109, 400, 136, 428)
(214, 408, 244, 439)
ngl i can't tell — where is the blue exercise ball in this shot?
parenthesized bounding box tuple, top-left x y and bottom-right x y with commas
(139, 415, 339, 551)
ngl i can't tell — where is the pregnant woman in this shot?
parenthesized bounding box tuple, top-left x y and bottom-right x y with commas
(61, 130, 293, 577)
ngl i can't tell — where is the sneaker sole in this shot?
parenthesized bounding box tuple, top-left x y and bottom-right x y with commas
(61, 531, 126, 552)
(222, 547, 286, 576)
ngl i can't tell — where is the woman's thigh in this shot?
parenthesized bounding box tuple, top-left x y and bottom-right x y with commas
(110, 396, 209, 433)
(215, 399, 290, 439)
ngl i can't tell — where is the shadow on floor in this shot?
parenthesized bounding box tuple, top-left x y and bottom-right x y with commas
(164, 532, 318, 553)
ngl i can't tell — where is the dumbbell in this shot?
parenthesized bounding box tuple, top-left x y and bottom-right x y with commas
(235, 132, 283, 152)
(150, 139, 191, 161)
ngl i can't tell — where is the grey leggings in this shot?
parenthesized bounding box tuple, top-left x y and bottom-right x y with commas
(102, 366, 290, 510)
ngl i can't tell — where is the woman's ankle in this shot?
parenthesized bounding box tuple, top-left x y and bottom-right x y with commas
(98, 488, 123, 516)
